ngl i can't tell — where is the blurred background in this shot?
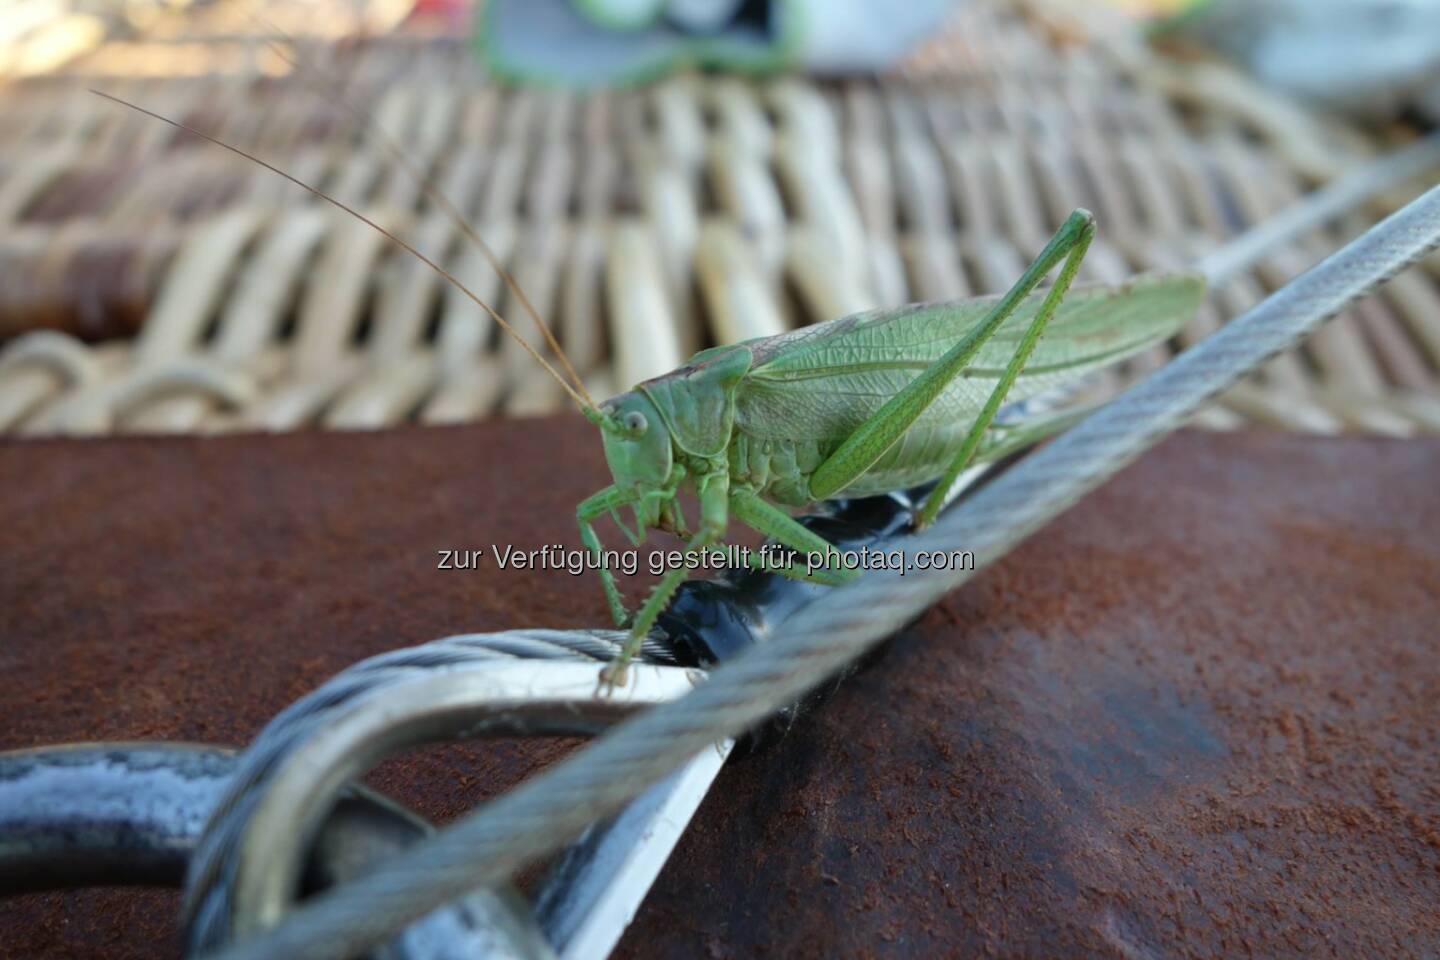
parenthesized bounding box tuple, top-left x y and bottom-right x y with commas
(0, 0, 1438, 436)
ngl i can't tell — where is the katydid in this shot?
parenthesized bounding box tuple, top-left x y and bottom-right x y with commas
(581, 212, 1202, 681)
(94, 93, 1205, 687)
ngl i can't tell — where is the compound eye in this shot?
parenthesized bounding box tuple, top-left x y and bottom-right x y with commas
(623, 410, 648, 435)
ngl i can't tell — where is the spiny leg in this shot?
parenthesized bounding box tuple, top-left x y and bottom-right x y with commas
(806, 209, 1098, 504)
(915, 217, 1094, 527)
(729, 488, 857, 586)
(601, 471, 731, 687)
(577, 485, 635, 627)
(659, 497, 691, 538)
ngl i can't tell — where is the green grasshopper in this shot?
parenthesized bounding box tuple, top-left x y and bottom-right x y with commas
(580, 212, 1202, 681)
(98, 94, 1204, 687)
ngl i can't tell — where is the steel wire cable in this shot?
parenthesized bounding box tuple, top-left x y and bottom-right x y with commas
(1193, 131, 1440, 286)
(0, 743, 550, 959)
(202, 184, 1440, 960)
(182, 630, 673, 948)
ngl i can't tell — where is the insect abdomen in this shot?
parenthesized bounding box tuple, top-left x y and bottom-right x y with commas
(727, 431, 821, 505)
(730, 419, 967, 505)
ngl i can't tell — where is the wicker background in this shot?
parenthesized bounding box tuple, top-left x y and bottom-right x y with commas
(1, 0, 1438, 436)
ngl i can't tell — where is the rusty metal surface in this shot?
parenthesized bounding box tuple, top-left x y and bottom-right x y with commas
(2, 419, 1438, 957)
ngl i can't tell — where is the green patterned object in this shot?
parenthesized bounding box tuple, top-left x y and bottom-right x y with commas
(477, 0, 956, 87)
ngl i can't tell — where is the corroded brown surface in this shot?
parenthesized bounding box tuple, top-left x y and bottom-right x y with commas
(1, 421, 1438, 958)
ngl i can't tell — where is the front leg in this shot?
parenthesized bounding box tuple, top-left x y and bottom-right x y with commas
(601, 469, 730, 687)
(577, 485, 635, 628)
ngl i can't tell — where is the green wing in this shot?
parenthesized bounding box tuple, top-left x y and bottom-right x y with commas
(735, 272, 1204, 445)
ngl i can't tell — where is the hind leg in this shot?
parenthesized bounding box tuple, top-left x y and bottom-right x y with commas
(806, 210, 1097, 522)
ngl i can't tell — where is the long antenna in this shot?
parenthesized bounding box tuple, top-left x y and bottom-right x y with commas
(91, 89, 600, 415)
(254, 20, 597, 409)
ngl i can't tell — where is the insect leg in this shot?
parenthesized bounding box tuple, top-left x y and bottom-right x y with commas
(602, 471, 730, 686)
(807, 209, 1096, 502)
(578, 485, 636, 627)
(729, 488, 857, 586)
(659, 498, 691, 538)
(914, 217, 1094, 528)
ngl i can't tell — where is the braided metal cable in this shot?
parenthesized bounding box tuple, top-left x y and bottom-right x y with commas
(204, 184, 1440, 960)
(183, 629, 672, 951)
(1193, 131, 1440, 286)
(0, 743, 552, 960)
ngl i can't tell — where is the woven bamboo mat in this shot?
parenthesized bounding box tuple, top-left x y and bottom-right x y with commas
(1, 0, 1438, 436)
